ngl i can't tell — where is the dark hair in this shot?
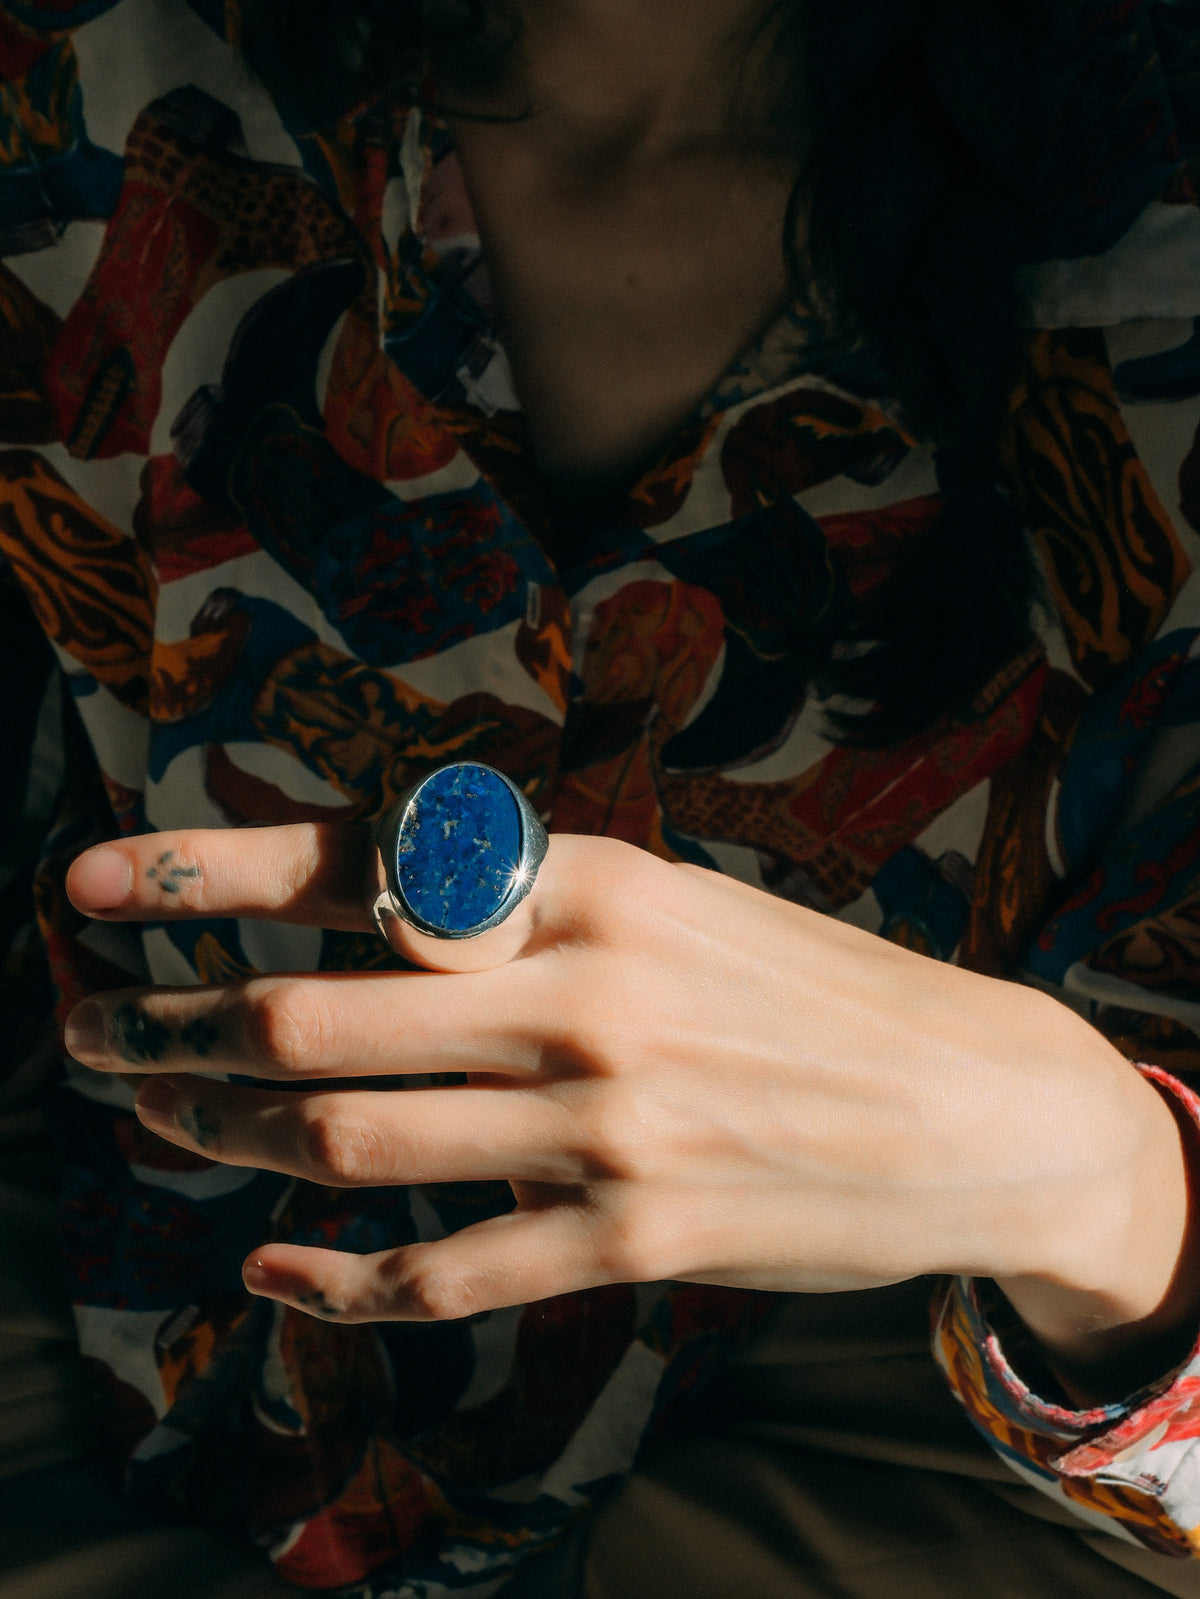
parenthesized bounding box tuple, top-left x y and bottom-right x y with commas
(793, 0, 1044, 741)
(238, 0, 1046, 744)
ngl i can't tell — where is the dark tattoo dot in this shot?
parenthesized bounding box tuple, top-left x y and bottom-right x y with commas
(146, 850, 202, 896)
(178, 1102, 221, 1151)
(110, 1002, 172, 1064)
(297, 1290, 342, 1319)
(180, 1017, 220, 1057)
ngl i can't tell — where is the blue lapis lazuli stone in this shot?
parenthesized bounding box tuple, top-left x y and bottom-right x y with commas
(395, 764, 523, 933)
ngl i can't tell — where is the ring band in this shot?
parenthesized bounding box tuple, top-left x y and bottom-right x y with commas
(372, 762, 548, 942)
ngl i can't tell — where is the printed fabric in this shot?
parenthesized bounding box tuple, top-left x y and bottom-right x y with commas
(1, 0, 1200, 1592)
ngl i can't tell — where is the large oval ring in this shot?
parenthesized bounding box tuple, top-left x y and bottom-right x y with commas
(371, 762, 548, 943)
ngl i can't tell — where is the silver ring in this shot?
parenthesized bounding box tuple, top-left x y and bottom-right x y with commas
(372, 762, 548, 942)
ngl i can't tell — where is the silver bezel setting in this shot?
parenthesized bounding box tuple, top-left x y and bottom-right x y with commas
(372, 762, 548, 941)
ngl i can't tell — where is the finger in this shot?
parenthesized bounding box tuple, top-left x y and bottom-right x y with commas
(133, 1076, 589, 1186)
(370, 839, 552, 974)
(374, 831, 653, 974)
(66, 824, 376, 930)
(64, 826, 618, 974)
(242, 1201, 613, 1322)
(63, 967, 563, 1079)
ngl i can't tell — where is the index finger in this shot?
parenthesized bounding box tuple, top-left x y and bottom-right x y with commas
(66, 824, 658, 977)
(66, 824, 376, 932)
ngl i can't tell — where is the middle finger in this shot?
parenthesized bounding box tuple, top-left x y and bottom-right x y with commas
(64, 967, 563, 1080)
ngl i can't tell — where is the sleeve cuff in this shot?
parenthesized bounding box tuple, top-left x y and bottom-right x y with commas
(932, 1064, 1200, 1556)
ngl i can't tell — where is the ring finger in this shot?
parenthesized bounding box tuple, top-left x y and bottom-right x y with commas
(134, 1076, 590, 1187)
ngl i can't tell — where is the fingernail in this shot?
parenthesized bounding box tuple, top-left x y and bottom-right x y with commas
(64, 1002, 105, 1061)
(243, 1260, 275, 1295)
(134, 1077, 176, 1129)
(69, 848, 132, 912)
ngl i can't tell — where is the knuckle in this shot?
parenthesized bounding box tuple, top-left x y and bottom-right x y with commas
(544, 981, 603, 1070)
(401, 1266, 480, 1322)
(551, 837, 656, 946)
(277, 825, 324, 909)
(592, 1208, 661, 1283)
(579, 1087, 647, 1179)
(599, 845, 670, 933)
(586, 1005, 642, 1082)
(247, 979, 326, 1074)
(301, 1098, 374, 1186)
(548, 968, 633, 1077)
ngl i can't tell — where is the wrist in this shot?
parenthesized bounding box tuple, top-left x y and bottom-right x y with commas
(995, 1063, 1200, 1401)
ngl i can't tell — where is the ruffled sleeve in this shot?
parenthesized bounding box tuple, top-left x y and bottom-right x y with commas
(934, 1068, 1200, 1560)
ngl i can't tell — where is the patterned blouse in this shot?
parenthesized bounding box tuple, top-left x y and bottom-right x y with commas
(2, 0, 1200, 1593)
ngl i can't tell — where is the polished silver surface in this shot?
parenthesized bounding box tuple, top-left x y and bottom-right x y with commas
(371, 761, 548, 944)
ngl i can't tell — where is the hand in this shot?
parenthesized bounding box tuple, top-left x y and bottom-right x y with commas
(62, 824, 1192, 1374)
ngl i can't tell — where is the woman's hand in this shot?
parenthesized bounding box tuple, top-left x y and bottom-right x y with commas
(62, 824, 1194, 1378)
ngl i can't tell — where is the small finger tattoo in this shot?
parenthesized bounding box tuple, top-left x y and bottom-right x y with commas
(180, 1017, 220, 1057)
(110, 1002, 172, 1064)
(297, 1290, 342, 1319)
(178, 1102, 221, 1150)
(147, 850, 202, 896)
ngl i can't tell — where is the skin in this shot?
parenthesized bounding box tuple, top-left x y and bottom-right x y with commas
(64, 823, 1200, 1401)
(446, 0, 797, 506)
(55, 0, 1200, 1404)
